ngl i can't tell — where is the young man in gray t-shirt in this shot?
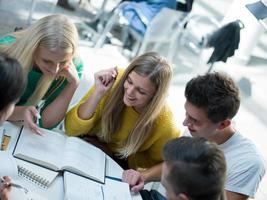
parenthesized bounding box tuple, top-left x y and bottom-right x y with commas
(183, 72, 265, 200)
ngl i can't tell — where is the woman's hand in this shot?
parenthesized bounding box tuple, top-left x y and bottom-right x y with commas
(56, 61, 79, 85)
(94, 67, 118, 97)
(21, 106, 42, 135)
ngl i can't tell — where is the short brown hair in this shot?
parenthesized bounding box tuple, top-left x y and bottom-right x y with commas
(163, 137, 226, 200)
(185, 72, 240, 123)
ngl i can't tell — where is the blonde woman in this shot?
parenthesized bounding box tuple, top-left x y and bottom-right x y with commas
(0, 14, 83, 134)
(65, 52, 180, 191)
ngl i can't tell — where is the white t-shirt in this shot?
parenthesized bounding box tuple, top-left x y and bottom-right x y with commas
(220, 132, 266, 197)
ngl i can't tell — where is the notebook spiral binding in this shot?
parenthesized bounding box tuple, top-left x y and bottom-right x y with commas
(18, 165, 49, 189)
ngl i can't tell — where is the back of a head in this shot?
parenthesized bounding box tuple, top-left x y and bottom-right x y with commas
(185, 72, 240, 123)
(0, 53, 26, 111)
(163, 137, 226, 200)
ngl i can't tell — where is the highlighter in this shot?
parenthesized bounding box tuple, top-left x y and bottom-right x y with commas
(1, 129, 11, 151)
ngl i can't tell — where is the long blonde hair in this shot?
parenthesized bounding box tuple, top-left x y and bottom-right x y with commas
(100, 52, 173, 158)
(0, 14, 79, 106)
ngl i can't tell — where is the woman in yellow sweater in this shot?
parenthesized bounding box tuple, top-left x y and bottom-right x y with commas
(65, 52, 180, 191)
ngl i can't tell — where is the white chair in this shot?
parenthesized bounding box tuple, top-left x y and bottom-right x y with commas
(28, 0, 57, 24)
(170, 13, 220, 73)
(137, 7, 188, 61)
(94, 1, 146, 49)
(95, 6, 189, 59)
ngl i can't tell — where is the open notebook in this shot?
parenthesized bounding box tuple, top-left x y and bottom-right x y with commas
(0, 152, 47, 200)
(13, 127, 106, 184)
(64, 171, 132, 200)
(15, 158, 58, 189)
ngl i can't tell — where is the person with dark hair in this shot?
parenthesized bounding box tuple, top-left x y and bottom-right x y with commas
(162, 137, 226, 200)
(0, 53, 26, 124)
(0, 53, 26, 199)
(183, 72, 265, 200)
(124, 72, 265, 200)
(126, 136, 226, 200)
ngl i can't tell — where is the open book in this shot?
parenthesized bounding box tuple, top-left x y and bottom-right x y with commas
(13, 127, 106, 183)
(64, 171, 132, 200)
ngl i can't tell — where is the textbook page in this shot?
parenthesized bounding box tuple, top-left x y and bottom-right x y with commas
(105, 155, 123, 179)
(8, 187, 48, 200)
(64, 172, 132, 200)
(14, 127, 106, 183)
(62, 137, 105, 183)
(13, 127, 64, 170)
(64, 171, 103, 200)
(103, 177, 132, 200)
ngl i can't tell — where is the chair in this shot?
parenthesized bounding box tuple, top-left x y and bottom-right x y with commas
(137, 7, 188, 60)
(28, 0, 57, 24)
(76, 0, 121, 47)
(169, 14, 220, 73)
(94, 1, 146, 49)
(95, 5, 189, 59)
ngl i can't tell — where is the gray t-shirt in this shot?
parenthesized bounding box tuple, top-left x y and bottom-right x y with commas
(220, 133, 266, 197)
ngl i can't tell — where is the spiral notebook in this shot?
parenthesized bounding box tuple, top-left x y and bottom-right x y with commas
(15, 158, 58, 189)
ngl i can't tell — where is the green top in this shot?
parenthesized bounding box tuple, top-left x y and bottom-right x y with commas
(0, 35, 84, 128)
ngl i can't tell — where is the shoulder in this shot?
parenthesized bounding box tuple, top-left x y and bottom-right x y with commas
(223, 134, 265, 193)
(223, 133, 265, 167)
(153, 105, 180, 137)
(0, 35, 16, 45)
(156, 105, 175, 124)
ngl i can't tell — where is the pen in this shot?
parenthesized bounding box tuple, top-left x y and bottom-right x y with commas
(35, 100, 45, 126)
(0, 177, 28, 193)
(1, 129, 11, 151)
(35, 113, 41, 126)
(105, 176, 122, 182)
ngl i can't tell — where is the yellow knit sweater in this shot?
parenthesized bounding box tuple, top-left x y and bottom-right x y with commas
(65, 70, 180, 169)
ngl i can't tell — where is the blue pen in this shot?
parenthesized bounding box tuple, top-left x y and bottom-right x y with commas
(105, 176, 122, 182)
